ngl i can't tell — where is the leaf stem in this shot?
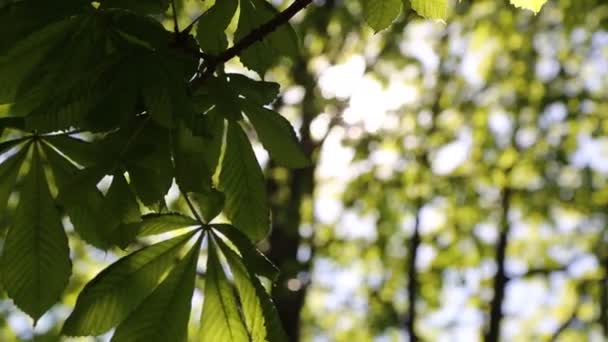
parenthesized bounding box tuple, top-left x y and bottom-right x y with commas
(183, 190, 206, 225)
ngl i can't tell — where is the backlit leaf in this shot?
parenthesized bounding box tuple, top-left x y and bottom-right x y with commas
(219, 122, 270, 241)
(509, 0, 547, 13)
(361, 0, 403, 31)
(111, 235, 202, 342)
(62, 231, 197, 336)
(199, 237, 249, 341)
(0, 144, 71, 322)
(410, 0, 447, 20)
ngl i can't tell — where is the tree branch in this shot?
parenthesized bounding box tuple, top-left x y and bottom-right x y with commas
(485, 186, 512, 342)
(407, 199, 422, 342)
(191, 0, 313, 87)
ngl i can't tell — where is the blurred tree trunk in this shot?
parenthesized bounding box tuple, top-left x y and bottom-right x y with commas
(266, 57, 317, 341)
(485, 186, 512, 342)
(263, 3, 337, 340)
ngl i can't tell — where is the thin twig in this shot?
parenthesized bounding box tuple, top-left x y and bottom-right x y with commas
(191, 0, 313, 87)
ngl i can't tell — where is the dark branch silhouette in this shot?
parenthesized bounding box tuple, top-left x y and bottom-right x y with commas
(190, 0, 314, 87)
(485, 186, 512, 342)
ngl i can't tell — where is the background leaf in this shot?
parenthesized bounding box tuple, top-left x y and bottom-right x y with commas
(409, 0, 447, 20)
(509, 0, 547, 13)
(361, 0, 403, 32)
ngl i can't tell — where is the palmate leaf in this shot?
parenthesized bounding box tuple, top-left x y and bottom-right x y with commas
(0, 144, 71, 322)
(111, 235, 202, 342)
(219, 122, 270, 241)
(241, 101, 309, 168)
(360, 0, 403, 32)
(196, 0, 238, 54)
(62, 231, 197, 336)
(236, 0, 299, 75)
(200, 237, 250, 342)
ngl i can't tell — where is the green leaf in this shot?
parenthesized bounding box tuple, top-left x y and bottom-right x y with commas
(215, 234, 287, 342)
(509, 0, 547, 13)
(0, 137, 28, 155)
(236, 0, 299, 75)
(0, 144, 71, 322)
(0, 144, 28, 215)
(196, 0, 238, 54)
(111, 236, 202, 342)
(241, 101, 309, 168)
(100, 0, 170, 14)
(173, 119, 223, 193)
(0, 117, 25, 133)
(62, 231, 197, 336)
(0, 0, 86, 52)
(219, 122, 270, 241)
(126, 145, 173, 207)
(200, 237, 250, 342)
(211, 224, 278, 281)
(103, 173, 142, 247)
(205, 78, 243, 122)
(410, 0, 447, 20)
(132, 213, 199, 237)
(216, 238, 266, 341)
(0, 18, 75, 103)
(361, 0, 403, 31)
(248, 269, 287, 342)
(46, 156, 109, 249)
(141, 75, 173, 127)
(227, 73, 280, 106)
